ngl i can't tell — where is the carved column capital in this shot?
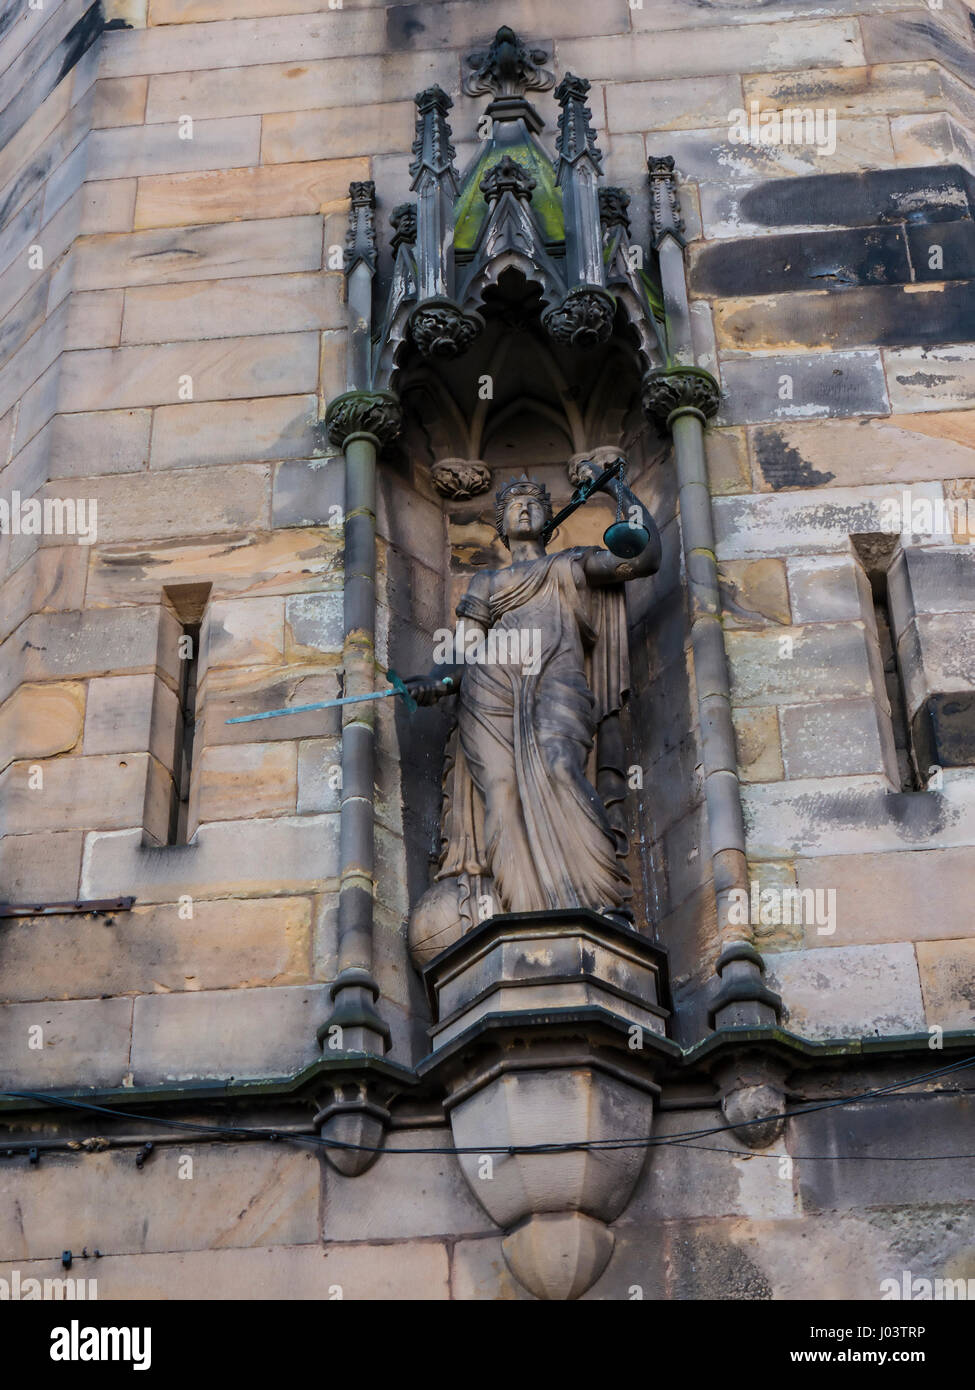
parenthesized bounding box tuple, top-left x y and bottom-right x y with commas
(325, 390, 402, 449)
(641, 366, 721, 428)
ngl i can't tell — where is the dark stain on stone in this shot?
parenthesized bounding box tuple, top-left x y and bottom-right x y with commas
(880, 789, 951, 837)
(738, 165, 973, 232)
(895, 371, 952, 388)
(753, 430, 835, 490)
(311, 418, 331, 455)
(100, 552, 162, 568)
(907, 219, 975, 283)
(916, 693, 975, 771)
(0, 4, 104, 155)
(721, 351, 889, 423)
(693, 225, 912, 297)
(797, 1094, 975, 1211)
(874, 16, 975, 97)
(723, 280, 975, 352)
(783, 783, 956, 849)
(0, 160, 49, 231)
(55, 2, 105, 86)
(387, 6, 428, 49)
(133, 248, 201, 261)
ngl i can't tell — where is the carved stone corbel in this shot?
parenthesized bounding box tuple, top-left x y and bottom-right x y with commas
(430, 458, 492, 498)
(463, 25, 555, 100)
(543, 286, 616, 350)
(419, 910, 676, 1299)
(313, 1077, 393, 1177)
(709, 1049, 790, 1150)
(409, 299, 484, 360)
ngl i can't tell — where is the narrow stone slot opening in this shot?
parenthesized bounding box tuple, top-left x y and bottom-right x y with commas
(162, 583, 211, 845)
(851, 535, 920, 792)
(171, 619, 201, 844)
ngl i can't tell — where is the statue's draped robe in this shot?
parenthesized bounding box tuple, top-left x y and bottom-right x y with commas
(436, 546, 632, 915)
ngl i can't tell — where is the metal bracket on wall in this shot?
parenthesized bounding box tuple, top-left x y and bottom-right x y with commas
(0, 897, 136, 919)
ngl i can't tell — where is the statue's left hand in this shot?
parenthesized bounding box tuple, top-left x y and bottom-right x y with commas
(584, 514, 662, 585)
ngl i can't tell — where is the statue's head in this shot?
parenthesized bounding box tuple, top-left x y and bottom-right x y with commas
(495, 474, 553, 548)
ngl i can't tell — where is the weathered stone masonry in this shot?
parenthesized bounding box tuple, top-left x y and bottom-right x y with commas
(0, 0, 974, 1299)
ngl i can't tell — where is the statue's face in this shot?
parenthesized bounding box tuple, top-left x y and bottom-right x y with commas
(504, 494, 547, 542)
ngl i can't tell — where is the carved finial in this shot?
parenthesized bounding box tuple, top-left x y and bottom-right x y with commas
(554, 73, 602, 171)
(647, 154, 685, 247)
(345, 180, 377, 275)
(599, 187, 631, 235)
(410, 85, 458, 189)
(480, 156, 536, 205)
(463, 26, 555, 98)
(390, 202, 417, 252)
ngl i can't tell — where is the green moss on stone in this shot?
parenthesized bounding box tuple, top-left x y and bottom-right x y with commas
(454, 142, 564, 252)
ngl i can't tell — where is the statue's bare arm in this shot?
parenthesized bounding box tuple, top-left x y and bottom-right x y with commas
(405, 569, 491, 704)
(582, 525, 662, 586)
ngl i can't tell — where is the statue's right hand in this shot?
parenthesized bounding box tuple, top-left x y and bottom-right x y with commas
(405, 676, 453, 706)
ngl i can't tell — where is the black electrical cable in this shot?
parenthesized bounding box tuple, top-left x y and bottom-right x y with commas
(675, 1142, 975, 1162)
(2, 1050, 974, 1160)
(556, 1051, 975, 1152)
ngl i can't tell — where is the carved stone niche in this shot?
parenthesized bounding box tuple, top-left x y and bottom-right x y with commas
(419, 910, 675, 1300)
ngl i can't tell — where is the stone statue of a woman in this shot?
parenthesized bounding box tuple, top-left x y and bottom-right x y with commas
(406, 456, 661, 966)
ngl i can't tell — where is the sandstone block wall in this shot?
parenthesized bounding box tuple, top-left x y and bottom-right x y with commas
(2, 1081, 972, 1299)
(3, 0, 975, 1068)
(1, 0, 974, 1297)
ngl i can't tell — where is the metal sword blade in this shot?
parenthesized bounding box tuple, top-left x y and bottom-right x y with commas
(225, 687, 398, 725)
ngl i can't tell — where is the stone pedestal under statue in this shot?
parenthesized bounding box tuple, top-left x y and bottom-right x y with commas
(419, 909, 675, 1300)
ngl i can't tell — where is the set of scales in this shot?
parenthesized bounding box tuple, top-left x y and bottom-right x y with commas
(225, 455, 650, 727)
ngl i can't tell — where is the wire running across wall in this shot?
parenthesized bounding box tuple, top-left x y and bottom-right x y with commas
(2, 1053, 974, 1162)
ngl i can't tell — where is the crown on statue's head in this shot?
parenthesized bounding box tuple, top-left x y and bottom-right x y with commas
(495, 474, 553, 546)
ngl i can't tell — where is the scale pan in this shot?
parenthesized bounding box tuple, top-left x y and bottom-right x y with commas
(603, 521, 649, 558)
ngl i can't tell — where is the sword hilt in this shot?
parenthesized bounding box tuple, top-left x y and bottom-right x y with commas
(385, 669, 418, 714)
